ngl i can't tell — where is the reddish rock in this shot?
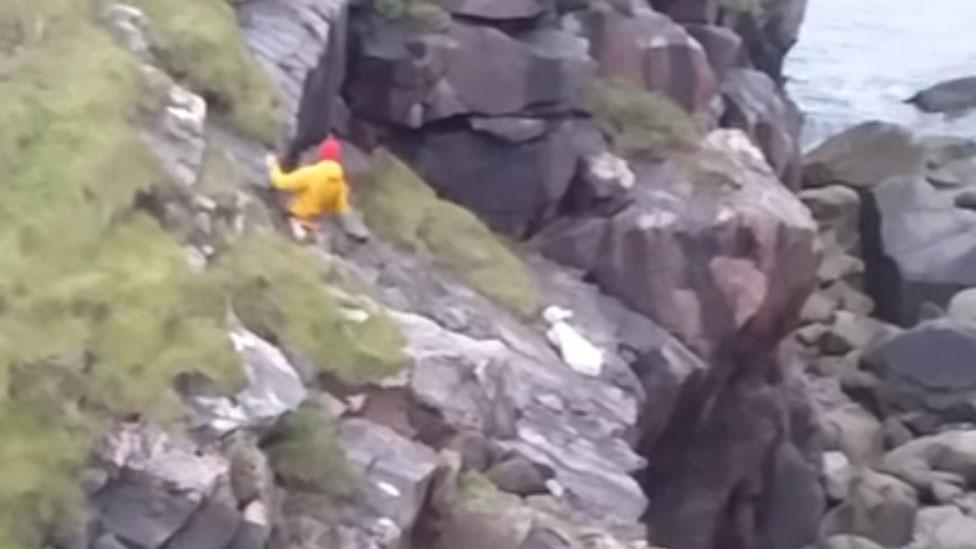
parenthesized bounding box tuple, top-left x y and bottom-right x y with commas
(686, 24, 745, 80)
(537, 131, 822, 549)
(720, 68, 803, 189)
(573, 3, 717, 114)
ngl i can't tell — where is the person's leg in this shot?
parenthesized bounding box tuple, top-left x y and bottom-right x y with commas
(299, 218, 322, 244)
(289, 217, 310, 241)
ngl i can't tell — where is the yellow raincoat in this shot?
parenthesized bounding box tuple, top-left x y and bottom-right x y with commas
(268, 157, 349, 225)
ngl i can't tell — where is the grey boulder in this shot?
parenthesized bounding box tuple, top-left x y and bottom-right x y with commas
(820, 469, 918, 547)
(866, 320, 976, 428)
(819, 403, 884, 466)
(799, 185, 861, 256)
(339, 417, 441, 533)
(948, 288, 976, 326)
(883, 430, 976, 494)
(907, 76, 976, 114)
(803, 121, 924, 189)
(345, 19, 591, 127)
(907, 505, 976, 549)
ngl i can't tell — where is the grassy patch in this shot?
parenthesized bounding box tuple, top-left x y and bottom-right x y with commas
(0, 403, 88, 549)
(216, 230, 406, 385)
(0, 3, 245, 543)
(263, 401, 359, 498)
(0, 2, 396, 545)
(127, 0, 283, 143)
(354, 150, 540, 318)
(454, 471, 517, 514)
(588, 78, 700, 159)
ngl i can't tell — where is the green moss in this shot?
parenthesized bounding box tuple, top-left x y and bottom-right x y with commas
(588, 78, 700, 159)
(0, 2, 401, 544)
(354, 150, 540, 318)
(127, 0, 283, 143)
(719, 0, 764, 16)
(216, 230, 406, 384)
(372, 0, 451, 33)
(264, 401, 359, 498)
(0, 3, 248, 544)
(454, 471, 518, 514)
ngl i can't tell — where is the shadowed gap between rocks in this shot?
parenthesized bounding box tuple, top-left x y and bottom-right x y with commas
(857, 188, 905, 326)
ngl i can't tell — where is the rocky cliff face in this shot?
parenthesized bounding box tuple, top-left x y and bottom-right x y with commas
(239, 0, 821, 548)
(0, 1, 836, 549)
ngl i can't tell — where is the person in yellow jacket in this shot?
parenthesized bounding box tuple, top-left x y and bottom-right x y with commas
(265, 136, 355, 242)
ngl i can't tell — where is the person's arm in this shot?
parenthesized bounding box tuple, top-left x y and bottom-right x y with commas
(266, 155, 311, 192)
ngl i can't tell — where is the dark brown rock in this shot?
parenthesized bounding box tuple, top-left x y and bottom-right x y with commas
(725, 0, 809, 81)
(573, 3, 717, 114)
(345, 19, 591, 127)
(539, 130, 819, 362)
(537, 130, 822, 549)
(686, 24, 745, 80)
(649, 0, 718, 24)
(391, 117, 599, 236)
(719, 68, 802, 188)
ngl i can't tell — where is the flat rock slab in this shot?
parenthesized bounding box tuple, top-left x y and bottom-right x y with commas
(95, 480, 201, 549)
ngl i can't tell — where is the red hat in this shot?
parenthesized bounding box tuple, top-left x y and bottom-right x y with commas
(318, 136, 342, 161)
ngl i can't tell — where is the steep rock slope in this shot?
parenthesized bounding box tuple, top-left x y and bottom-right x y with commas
(250, 0, 821, 548)
(0, 1, 819, 549)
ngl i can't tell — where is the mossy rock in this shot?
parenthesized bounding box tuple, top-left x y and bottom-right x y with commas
(588, 78, 700, 159)
(128, 0, 284, 142)
(454, 471, 516, 514)
(0, 2, 394, 545)
(354, 150, 540, 318)
(0, 2, 263, 544)
(216, 230, 407, 385)
(720, 0, 764, 16)
(371, 0, 451, 33)
(263, 400, 359, 499)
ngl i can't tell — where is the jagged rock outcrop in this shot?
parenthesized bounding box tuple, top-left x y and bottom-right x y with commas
(649, 0, 809, 82)
(537, 130, 823, 549)
(236, 0, 342, 125)
(571, 2, 718, 115)
(725, 0, 809, 82)
(389, 118, 601, 236)
(720, 68, 803, 188)
(539, 130, 819, 359)
(685, 24, 744, 79)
